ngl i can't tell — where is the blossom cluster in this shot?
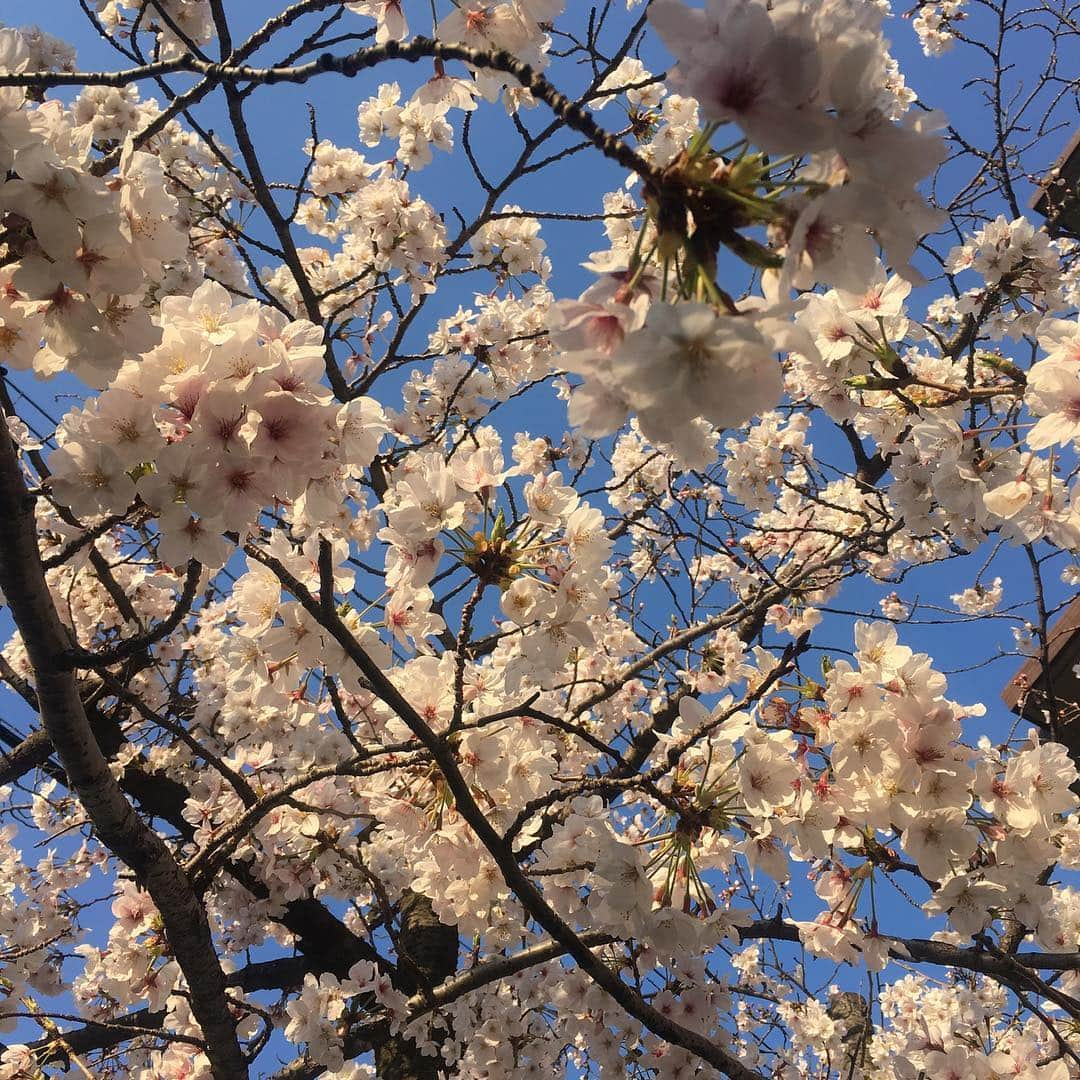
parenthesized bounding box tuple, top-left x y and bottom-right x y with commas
(546, 0, 945, 461)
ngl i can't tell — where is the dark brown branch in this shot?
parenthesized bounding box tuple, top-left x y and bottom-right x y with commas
(0, 39, 659, 189)
(0, 420, 247, 1080)
(62, 561, 202, 671)
(246, 543, 766, 1080)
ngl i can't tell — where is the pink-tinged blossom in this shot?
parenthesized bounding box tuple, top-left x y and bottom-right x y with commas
(347, 1, 408, 44)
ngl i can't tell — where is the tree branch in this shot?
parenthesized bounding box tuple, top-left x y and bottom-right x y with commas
(0, 420, 247, 1080)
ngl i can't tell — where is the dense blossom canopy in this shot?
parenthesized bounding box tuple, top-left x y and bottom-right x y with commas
(0, 1, 1079, 1078)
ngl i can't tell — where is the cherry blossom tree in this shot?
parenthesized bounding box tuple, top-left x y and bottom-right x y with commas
(0, 1, 1080, 1077)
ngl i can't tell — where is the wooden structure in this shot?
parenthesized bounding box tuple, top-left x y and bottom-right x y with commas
(1029, 130, 1080, 239)
(1002, 595, 1080, 791)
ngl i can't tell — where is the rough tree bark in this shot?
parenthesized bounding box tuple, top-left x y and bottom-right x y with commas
(0, 416, 249, 1080)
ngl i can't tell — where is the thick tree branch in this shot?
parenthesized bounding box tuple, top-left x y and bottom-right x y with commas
(0, 419, 248, 1080)
(249, 542, 766, 1080)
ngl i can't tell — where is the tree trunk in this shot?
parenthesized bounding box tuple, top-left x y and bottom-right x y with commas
(375, 892, 459, 1080)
